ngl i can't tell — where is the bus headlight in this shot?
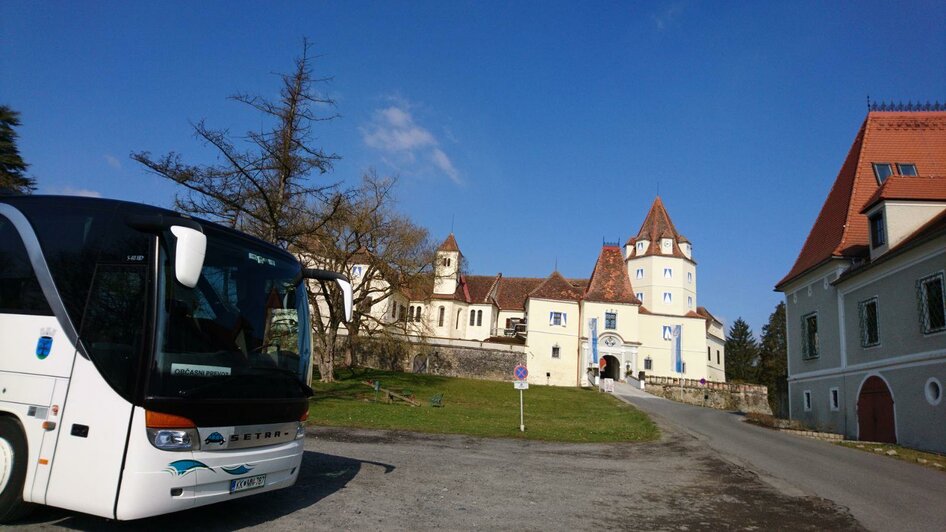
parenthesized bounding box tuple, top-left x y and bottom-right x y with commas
(148, 428, 198, 451)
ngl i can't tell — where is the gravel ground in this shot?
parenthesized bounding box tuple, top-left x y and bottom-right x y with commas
(13, 424, 862, 531)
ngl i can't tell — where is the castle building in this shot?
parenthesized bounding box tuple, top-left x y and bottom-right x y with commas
(382, 197, 725, 387)
(776, 106, 946, 452)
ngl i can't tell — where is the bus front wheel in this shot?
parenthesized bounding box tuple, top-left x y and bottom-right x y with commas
(0, 417, 32, 522)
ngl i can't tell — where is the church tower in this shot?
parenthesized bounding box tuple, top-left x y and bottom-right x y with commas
(625, 197, 697, 315)
(433, 233, 462, 296)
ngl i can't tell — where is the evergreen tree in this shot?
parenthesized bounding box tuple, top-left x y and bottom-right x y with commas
(758, 302, 788, 414)
(725, 317, 759, 382)
(0, 105, 36, 193)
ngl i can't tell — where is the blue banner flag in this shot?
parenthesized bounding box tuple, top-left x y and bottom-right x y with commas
(590, 318, 598, 364)
(673, 325, 683, 374)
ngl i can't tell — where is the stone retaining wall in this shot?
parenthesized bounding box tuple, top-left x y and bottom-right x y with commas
(644, 376, 772, 415)
(352, 336, 526, 381)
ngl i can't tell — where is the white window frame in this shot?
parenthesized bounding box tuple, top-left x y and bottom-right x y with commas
(687, 296, 693, 309)
(352, 265, 363, 277)
(801, 312, 819, 359)
(549, 311, 566, 327)
(858, 296, 880, 348)
(663, 268, 672, 279)
(636, 268, 643, 279)
(917, 272, 946, 335)
(687, 271, 692, 284)
(829, 387, 840, 411)
(803, 390, 812, 412)
(636, 292, 643, 301)
(604, 311, 617, 330)
(663, 292, 672, 304)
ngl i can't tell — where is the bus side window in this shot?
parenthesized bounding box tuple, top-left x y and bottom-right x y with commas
(0, 217, 52, 315)
(79, 264, 148, 397)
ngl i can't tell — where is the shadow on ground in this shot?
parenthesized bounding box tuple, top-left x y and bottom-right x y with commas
(13, 450, 393, 531)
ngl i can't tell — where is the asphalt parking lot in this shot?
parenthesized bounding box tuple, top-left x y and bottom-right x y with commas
(14, 424, 861, 531)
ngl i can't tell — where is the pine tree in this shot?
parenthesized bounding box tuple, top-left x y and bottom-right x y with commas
(758, 302, 788, 414)
(725, 317, 759, 382)
(0, 105, 36, 193)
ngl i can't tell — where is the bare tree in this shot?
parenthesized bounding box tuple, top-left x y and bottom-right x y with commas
(299, 172, 435, 381)
(131, 39, 342, 250)
(132, 42, 435, 382)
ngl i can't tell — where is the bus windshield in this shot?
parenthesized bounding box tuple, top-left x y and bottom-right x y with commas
(149, 230, 311, 400)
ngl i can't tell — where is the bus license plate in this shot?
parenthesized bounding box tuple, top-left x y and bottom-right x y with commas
(230, 474, 266, 494)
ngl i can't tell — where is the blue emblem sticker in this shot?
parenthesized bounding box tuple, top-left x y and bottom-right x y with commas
(36, 336, 53, 360)
(221, 464, 255, 475)
(165, 460, 213, 477)
(204, 432, 226, 446)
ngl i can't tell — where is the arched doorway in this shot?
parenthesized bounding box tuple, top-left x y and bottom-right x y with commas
(858, 376, 896, 443)
(601, 355, 621, 381)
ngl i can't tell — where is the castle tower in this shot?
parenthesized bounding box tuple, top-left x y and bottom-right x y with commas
(624, 197, 697, 315)
(433, 233, 462, 296)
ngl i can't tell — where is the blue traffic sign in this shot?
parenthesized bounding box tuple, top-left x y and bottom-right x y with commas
(514, 365, 528, 381)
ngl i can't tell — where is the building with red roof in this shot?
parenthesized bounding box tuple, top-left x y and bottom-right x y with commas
(776, 104, 946, 452)
(389, 198, 726, 387)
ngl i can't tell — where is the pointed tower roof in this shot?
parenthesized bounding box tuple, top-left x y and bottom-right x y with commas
(625, 197, 693, 262)
(438, 233, 461, 253)
(584, 245, 641, 304)
(528, 271, 583, 301)
(628, 196, 688, 243)
(777, 110, 946, 289)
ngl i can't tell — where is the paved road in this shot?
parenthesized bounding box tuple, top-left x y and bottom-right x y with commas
(12, 423, 860, 530)
(613, 382, 946, 532)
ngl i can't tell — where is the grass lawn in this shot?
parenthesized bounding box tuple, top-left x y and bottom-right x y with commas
(309, 368, 659, 443)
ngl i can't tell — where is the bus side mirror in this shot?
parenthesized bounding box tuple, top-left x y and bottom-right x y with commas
(302, 269, 353, 322)
(170, 226, 206, 288)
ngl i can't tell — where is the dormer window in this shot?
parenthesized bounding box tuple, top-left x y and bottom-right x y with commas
(636, 242, 644, 252)
(869, 211, 886, 248)
(443, 257, 451, 267)
(872, 163, 893, 184)
(897, 163, 917, 176)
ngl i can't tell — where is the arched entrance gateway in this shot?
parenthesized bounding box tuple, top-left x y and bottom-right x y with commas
(858, 375, 897, 443)
(601, 355, 621, 381)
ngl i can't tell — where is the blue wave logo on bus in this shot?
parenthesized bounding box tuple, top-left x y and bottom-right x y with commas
(221, 464, 255, 475)
(204, 432, 226, 446)
(36, 336, 53, 360)
(165, 460, 213, 477)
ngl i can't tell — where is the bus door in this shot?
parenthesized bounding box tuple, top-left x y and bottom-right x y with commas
(45, 262, 150, 518)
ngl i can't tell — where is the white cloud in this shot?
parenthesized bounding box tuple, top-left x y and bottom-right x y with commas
(46, 186, 103, 198)
(361, 101, 461, 185)
(104, 154, 122, 170)
(652, 2, 685, 30)
(430, 148, 461, 184)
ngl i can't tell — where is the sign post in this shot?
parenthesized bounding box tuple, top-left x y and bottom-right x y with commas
(513, 364, 528, 432)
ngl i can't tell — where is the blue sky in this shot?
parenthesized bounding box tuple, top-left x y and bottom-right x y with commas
(2, 1, 945, 334)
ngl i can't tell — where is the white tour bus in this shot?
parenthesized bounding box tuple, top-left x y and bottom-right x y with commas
(0, 195, 351, 521)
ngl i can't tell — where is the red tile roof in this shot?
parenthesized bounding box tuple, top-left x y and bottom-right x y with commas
(493, 276, 546, 310)
(859, 176, 946, 213)
(778, 111, 946, 289)
(625, 196, 693, 262)
(836, 208, 946, 284)
(584, 245, 642, 304)
(438, 233, 461, 253)
(528, 271, 583, 301)
(695, 306, 721, 324)
(465, 275, 500, 304)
